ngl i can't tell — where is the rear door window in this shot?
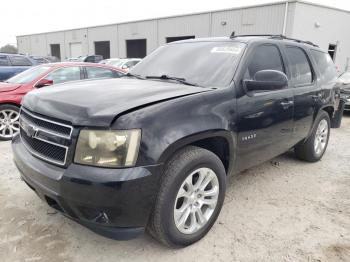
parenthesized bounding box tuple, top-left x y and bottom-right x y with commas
(310, 50, 337, 83)
(243, 44, 285, 80)
(0, 55, 9, 66)
(285, 46, 313, 86)
(9, 56, 33, 66)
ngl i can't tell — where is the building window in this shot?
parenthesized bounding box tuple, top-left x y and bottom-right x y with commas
(328, 44, 337, 61)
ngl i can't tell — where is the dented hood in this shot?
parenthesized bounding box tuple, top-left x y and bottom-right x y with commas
(22, 78, 211, 126)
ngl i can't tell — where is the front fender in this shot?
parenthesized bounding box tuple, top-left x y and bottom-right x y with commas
(112, 88, 237, 168)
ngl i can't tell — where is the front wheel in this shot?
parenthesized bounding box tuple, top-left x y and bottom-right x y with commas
(148, 146, 226, 247)
(295, 111, 330, 162)
(0, 104, 20, 141)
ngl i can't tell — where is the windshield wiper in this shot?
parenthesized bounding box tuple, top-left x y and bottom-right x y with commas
(145, 75, 200, 87)
(121, 72, 145, 80)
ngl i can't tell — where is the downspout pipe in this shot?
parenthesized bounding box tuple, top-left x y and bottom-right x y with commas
(282, 1, 289, 36)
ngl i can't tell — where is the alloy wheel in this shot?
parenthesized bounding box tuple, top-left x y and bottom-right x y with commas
(0, 109, 20, 139)
(173, 167, 219, 235)
(314, 119, 328, 156)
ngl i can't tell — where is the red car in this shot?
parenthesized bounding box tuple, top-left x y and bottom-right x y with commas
(0, 62, 125, 140)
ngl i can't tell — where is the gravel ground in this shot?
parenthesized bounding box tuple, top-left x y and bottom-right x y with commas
(0, 115, 349, 262)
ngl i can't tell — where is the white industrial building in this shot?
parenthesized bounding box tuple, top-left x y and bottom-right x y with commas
(17, 0, 350, 70)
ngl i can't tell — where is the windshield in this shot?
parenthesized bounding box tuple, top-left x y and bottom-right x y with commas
(108, 59, 122, 66)
(6, 65, 51, 84)
(131, 41, 245, 88)
(339, 72, 350, 83)
(111, 59, 127, 67)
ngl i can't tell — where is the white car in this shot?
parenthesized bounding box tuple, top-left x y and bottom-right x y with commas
(100, 58, 142, 72)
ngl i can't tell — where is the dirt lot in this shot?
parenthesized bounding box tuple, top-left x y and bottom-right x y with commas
(0, 115, 349, 262)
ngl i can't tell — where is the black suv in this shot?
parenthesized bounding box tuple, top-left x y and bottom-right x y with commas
(12, 35, 339, 247)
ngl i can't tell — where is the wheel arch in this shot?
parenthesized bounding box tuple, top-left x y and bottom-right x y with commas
(321, 105, 334, 120)
(0, 102, 21, 109)
(158, 130, 237, 176)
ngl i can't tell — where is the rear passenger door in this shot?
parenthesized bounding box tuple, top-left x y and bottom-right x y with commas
(236, 44, 294, 170)
(282, 45, 320, 143)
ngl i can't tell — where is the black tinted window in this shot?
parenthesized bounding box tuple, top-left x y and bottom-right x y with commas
(311, 50, 337, 83)
(0, 55, 9, 66)
(244, 45, 284, 80)
(285, 47, 312, 85)
(9, 56, 32, 66)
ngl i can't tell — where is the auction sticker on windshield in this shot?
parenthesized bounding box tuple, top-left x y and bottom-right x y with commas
(211, 46, 242, 54)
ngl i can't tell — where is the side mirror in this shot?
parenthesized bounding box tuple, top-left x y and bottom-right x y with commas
(244, 70, 288, 92)
(121, 65, 128, 69)
(35, 78, 53, 88)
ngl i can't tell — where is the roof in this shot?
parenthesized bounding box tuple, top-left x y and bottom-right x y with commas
(38, 62, 126, 72)
(168, 35, 324, 51)
(16, 0, 350, 38)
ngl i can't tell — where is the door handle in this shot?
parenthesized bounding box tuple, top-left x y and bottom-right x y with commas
(280, 100, 294, 109)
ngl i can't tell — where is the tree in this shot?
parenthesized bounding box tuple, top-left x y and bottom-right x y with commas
(0, 44, 18, 54)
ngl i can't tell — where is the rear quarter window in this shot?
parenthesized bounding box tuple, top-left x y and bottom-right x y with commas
(310, 50, 337, 83)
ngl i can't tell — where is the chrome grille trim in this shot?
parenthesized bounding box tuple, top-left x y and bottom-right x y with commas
(20, 131, 69, 166)
(19, 108, 73, 166)
(20, 107, 73, 138)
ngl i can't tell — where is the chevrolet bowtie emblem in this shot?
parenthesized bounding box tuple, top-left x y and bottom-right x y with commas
(22, 121, 38, 138)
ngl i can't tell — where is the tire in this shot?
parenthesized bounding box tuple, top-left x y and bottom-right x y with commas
(294, 111, 330, 162)
(0, 104, 20, 141)
(147, 146, 226, 247)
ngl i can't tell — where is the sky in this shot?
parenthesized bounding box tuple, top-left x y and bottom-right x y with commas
(0, 0, 349, 47)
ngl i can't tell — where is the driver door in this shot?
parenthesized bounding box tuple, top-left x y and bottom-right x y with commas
(236, 44, 294, 171)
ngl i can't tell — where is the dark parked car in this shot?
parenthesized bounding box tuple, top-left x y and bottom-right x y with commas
(12, 35, 340, 247)
(0, 53, 36, 81)
(338, 71, 350, 111)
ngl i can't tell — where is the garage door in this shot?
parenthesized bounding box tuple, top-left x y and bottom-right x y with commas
(126, 39, 146, 58)
(70, 42, 82, 58)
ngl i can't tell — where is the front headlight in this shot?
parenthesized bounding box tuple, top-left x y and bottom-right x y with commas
(74, 129, 141, 167)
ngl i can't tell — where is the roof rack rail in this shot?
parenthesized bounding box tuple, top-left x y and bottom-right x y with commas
(230, 33, 319, 47)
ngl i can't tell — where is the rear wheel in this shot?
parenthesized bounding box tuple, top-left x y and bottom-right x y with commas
(0, 104, 20, 141)
(295, 111, 330, 162)
(148, 146, 226, 247)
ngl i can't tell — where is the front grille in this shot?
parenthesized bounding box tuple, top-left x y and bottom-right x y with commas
(21, 108, 72, 137)
(19, 108, 73, 166)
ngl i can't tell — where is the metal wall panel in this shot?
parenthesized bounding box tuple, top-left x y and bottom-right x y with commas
(15, 1, 350, 70)
(211, 3, 286, 37)
(117, 20, 158, 58)
(29, 34, 48, 56)
(291, 2, 350, 71)
(17, 36, 31, 54)
(158, 14, 210, 45)
(63, 29, 88, 58)
(46, 32, 65, 59)
(88, 25, 118, 58)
